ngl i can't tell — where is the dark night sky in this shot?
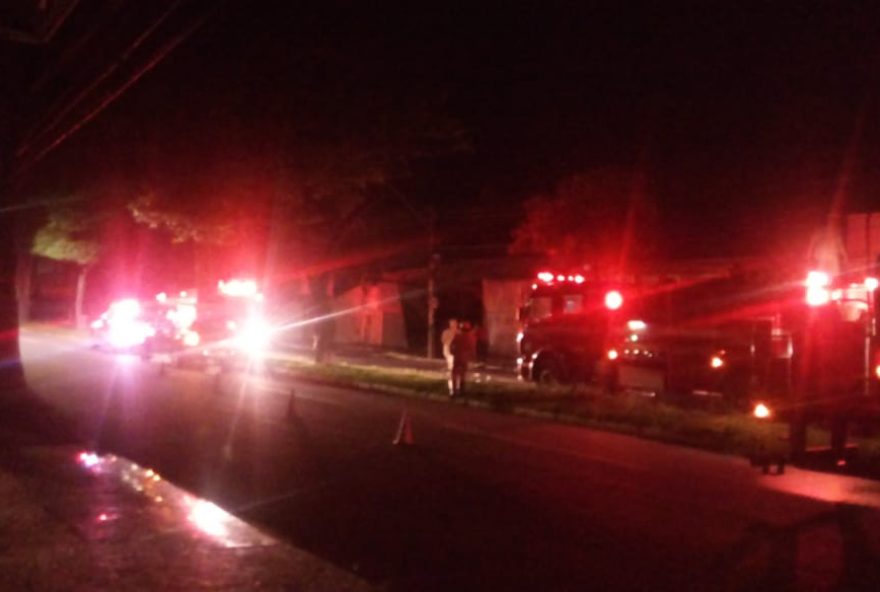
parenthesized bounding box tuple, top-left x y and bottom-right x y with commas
(28, 1, 880, 259)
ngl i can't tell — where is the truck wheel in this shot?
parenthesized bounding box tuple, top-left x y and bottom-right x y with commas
(535, 360, 565, 386)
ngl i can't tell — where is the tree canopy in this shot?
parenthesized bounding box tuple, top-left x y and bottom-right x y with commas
(31, 207, 100, 266)
(124, 43, 467, 290)
(510, 168, 660, 275)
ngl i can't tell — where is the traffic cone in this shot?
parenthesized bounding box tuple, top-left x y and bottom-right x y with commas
(393, 411, 414, 446)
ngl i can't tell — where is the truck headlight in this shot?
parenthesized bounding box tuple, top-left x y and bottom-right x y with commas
(183, 330, 200, 347)
(237, 319, 271, 352)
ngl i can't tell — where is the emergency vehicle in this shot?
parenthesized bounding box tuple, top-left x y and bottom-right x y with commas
(517, 264, 880, 459)
(516, 271, 622, 385)
(602, 270, 795, 405)
(776, 269, 880, 458)
(93, 278, 271, 369)
(90, 297, 161, 351)
(147, 278, 271, 370)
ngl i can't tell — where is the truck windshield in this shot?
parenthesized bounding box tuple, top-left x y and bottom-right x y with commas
(525, 292, 587, 322)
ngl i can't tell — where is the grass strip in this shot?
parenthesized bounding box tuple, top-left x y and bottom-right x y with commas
(273, 358, 799, 459)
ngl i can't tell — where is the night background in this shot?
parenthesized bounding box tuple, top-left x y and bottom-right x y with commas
(18, 1, 880, 274)
(6, 3, 880, 591)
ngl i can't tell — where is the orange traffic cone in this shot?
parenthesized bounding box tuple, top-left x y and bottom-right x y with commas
(393, 411, 414, 446)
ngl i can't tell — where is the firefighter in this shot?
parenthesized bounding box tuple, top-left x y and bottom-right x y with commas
(441, 318, 459, 395)
(450, 321, 477, 397)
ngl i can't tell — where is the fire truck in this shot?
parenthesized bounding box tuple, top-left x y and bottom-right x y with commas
(602, 270, 796, 406)
(145, 278, 271, 370)
(90, 297, 162, 351)
(87, 278, 272, 369)
(516, 271, 622, 385)
(517, 264, 880, 459)
(780, 269, 880, 458)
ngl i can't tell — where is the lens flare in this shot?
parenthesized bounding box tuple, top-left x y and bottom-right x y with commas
(605, 290, 623, 310)
(753, 402, 771, 419)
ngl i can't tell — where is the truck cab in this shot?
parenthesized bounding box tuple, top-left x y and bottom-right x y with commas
(517, 272, 624, 385)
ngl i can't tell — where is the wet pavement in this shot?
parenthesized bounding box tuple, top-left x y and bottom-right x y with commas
(0, 441, 373, 591)
(18, 326, 880, 591)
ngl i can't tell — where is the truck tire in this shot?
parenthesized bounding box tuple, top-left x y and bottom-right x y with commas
(534, 358, 565, 386)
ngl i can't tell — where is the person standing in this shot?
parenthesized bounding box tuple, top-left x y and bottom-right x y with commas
(450, 320, 476, 397)
(441, 318, 459, 395)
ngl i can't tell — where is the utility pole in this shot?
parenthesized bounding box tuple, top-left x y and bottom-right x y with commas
(427, 208, 438, 359)
(386, 187, 437, 358)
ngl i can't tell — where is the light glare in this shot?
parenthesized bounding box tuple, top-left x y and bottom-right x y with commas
(806, 270, 831, 288)
(604, 290, 623, 310)
(183, 330, 200, 347)
(188, 500, 229, 538)
(753, 402, 771, 419)
(806, 287, 831, 307)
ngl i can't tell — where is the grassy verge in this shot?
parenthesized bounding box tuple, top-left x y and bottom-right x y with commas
(273, 356, 880, 476)
(272, 357, 799, 459)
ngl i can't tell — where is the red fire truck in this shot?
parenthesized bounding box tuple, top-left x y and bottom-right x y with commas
(780, 269, 880, 458)
(517, 264, 880, 459)
(145, 278, 271, 370)
(516, 271, 622, 385)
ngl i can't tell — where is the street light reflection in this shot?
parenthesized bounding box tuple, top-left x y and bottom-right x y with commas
(188, 499, 229, 538)
(78, 451, 100, 468)
(73, 450, 273, 548)
(762, 469, 880, 510)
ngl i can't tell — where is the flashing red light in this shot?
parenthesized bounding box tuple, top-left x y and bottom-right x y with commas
(110, 298, 140, 320)
(627, 319, 647, 331)
(866, 277, 879, 292)
(183, 330, 200, 347)
(78, 451, 100, 468)
(574, 274, 585, 284)
(805, 270, 831, 307)
(607, 348, 619, 360)
(604, 290, 623, 310)
(875, 364, 880, 380)
(556, 274, 565, 282)
(806, 287, 831, 307)
(710, 355, 725, 369)
(753, 402, 771, 419)
(537, 271, 554, 283)
(104, 299, 154, 348)
(235, 317, 271, 353)
(218, 278, 258, 298)
(806, 270, 830, 287)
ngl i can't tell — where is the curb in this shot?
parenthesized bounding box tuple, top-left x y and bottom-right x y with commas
(269, 363, 799, 466)
(272, 364, 648, 434)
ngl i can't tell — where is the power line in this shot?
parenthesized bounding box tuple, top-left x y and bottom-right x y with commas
(14, 1, 224, 178)
(16, 0, 186, 161)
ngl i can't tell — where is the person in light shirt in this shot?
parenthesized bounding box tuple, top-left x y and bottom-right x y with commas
(441, 318, 459, 395)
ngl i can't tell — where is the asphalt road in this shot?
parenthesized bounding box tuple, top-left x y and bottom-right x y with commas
(21, 328, 880, 592)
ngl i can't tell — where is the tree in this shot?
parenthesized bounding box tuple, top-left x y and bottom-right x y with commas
(31, 208, 100, 328)
(510, 168, 660, 276)
(0, 3, 218, 396)
(125, 42, 467, 361)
